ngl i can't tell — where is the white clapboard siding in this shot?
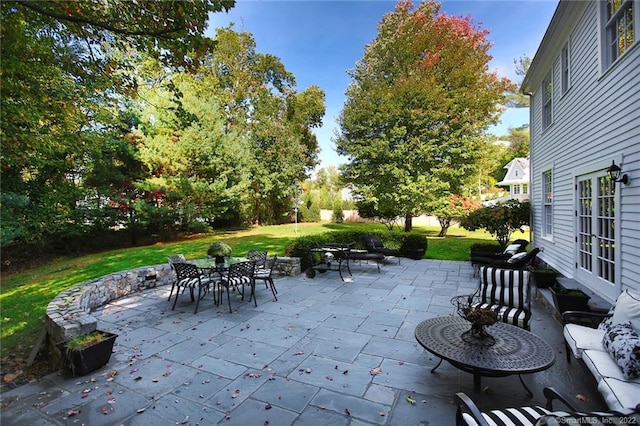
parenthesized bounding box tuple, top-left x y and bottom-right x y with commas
(525, 1, 640, 301)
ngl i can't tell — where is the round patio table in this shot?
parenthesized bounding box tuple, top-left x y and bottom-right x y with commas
(414, 316, 555, 395)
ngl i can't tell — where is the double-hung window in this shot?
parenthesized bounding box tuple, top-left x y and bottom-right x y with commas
(604, 0, 636, 67)
(542, 170, 553, 238)
(542, 72, 553, 130)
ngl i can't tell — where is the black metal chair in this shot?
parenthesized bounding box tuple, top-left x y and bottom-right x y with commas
(247, 250, 267, 269)
(170, 262, 212, 314)
(216, 260, 255, 313)
(363, 235, 401, 262)
(455, 386, 637, 426)
(253, 255, 278, 301)
(167, 254, 186, 301)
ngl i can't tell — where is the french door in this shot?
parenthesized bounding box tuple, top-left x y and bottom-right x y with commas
(575, 171, 619, 299)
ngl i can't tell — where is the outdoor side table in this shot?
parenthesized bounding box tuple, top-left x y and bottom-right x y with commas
(414, 316, 555, 395)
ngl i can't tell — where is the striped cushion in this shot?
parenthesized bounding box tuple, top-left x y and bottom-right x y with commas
(254, 268, 272, 278)
(535, 411, 638, 425)
(177, 277, 209, 288)
(226, 276, 251, 286)
(478, 267, 531, 329)
(462, 406, 551, 426)
(473, 302, 531, 329)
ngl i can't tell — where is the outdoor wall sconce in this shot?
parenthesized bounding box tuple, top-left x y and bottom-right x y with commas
(607, 160, 629, 185)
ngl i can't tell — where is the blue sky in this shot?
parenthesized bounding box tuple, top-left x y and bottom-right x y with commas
(207, 0, 559, 170)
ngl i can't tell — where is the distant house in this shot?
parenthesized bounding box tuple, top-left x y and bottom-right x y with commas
(521, 0, 639, 302)
(496, 157, 530, 202)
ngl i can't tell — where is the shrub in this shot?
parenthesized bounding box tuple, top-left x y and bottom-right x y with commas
(331, 206, 344, 223)
(399, 233, 428, 259)
(460, 200, 530, 248)
(286, 230, 407, 270)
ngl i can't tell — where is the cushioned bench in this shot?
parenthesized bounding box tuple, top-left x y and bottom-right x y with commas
(563, 289, 640, 411)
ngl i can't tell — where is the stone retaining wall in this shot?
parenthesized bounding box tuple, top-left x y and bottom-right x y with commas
(45, 257, 301, 344)
(45, 264, 173, 344)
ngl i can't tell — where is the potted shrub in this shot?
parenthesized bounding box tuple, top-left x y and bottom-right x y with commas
(57, 331, 118, 377)
(550, 285, 590, 313)
(399, 234, 428, 260)
(207, 241, 232, 264)
(529, 266, 558, 289)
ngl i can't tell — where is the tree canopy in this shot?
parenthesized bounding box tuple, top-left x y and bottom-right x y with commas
(335, 0, 514, 231)
(1, 1, 326, 250)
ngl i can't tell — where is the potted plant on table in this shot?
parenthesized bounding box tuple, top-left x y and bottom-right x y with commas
(207, 241, 232, 264)
(549, 285, 590, 313)
(399, 234, 428, 260)
(57, 330, 118, 377)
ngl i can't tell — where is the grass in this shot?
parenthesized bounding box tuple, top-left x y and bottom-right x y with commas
(0, 222, 504, 358)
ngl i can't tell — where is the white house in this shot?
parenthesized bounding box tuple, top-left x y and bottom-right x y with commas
(496, 157, 530, 202)
(522, 0, 640, 302)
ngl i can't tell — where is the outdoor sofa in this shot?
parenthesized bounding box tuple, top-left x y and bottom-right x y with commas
(562, 289, 640, 411)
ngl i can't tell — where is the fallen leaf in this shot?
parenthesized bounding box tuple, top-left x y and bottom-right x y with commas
(65, 409, 81, 417)
(406, 396, 416, 405)
(370, 367, 382, 376)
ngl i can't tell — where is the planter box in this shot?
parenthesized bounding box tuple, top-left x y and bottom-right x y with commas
(550, 287, 590, 313)
(58, 331, 117, 377)
(401, 248, 425, 260)
(531, 270, 557, 289)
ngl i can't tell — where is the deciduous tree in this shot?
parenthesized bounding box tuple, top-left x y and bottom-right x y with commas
(336, 0, 513, 232)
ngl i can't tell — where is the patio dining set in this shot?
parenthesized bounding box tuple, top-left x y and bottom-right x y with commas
(166, 250, 278, 314)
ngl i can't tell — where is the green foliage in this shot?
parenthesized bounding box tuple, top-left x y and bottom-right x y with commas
(460, 200, 531, 248)
(331, 205, 344, 223)
(400, 234, 428, 251)
(336, 0, 514, 232)
(298, 194, 321, 222)
(65, 331, 110, 351)
(207, 241, 232, 257)
(1, 3, 328, 250)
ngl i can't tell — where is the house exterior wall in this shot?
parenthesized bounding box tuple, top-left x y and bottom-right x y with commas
(523, 1, 640, 302)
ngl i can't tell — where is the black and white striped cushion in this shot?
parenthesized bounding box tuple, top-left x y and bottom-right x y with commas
(463, 406, 551, 426)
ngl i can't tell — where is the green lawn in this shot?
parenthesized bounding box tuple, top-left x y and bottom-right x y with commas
(0, 222, 503, 358)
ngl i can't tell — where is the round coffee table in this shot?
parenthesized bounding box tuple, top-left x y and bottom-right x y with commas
(414, 316, 555, 395)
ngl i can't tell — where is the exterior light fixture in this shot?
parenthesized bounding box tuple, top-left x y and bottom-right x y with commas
(607, 160, 629, 185)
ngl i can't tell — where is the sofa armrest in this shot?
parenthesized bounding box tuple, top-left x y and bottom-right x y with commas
(562, 310, 610, 328)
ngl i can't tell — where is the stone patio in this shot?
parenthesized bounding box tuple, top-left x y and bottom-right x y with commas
(0, 259, 607, 425)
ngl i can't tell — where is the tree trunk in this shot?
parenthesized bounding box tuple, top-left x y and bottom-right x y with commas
(438, 217, 450, 237)
(404, 214, 413, 232)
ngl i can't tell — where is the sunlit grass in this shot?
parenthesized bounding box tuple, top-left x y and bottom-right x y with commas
(0, 222, 502, 356)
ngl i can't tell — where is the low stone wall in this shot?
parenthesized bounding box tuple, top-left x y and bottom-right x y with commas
(45, 257, 302, 344)
(45, 264, 173, 344)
